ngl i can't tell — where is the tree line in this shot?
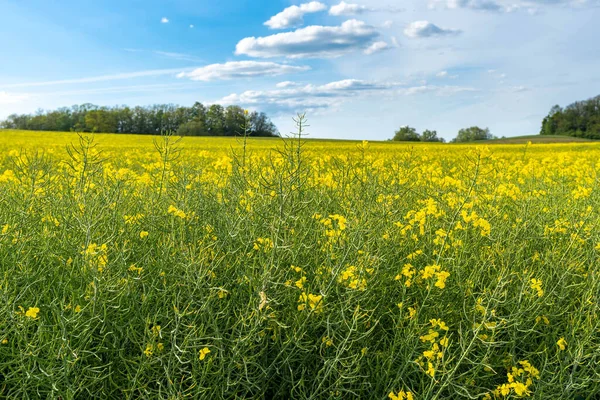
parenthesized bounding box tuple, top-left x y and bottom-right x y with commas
(391, 126, 496, 143)
(540, 95, 600, 139)
(0, 103, 280, 137)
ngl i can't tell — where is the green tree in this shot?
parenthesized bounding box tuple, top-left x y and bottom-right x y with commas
(453, 126, 494, 143)
(207, 105, 226, 136)
(393, 126, 421, 142)
(421, 129, 443, 142)
(224, 106, 246, 136)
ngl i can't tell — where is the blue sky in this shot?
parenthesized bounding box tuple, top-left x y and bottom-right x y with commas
(1, 0, 599, 140)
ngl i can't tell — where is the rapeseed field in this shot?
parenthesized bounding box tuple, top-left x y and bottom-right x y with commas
(0, 128, 598, 399)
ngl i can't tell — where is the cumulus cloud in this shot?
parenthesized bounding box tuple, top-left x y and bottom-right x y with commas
(236, 19, 381, 58)
(161, 17, 169, 23)
(218, 79, 476, 114)
(329, 1, 371, 15)
(176, 61, 310, 81)
(364, 41, 390, 54)
(404, 21, 462, 38)
(264, 2, 327, 29)
(0, 91, 28, 104)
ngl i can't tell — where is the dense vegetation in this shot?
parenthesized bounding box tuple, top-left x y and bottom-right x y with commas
(392, 126, 445, 142)
(391, 125, 496, 143)
(0, 103, 279, 137)
(540, 95, 600, 139)
(0, 126, 599, 398)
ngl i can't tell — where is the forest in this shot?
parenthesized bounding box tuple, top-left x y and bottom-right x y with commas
(0, 103, 279, 137)
(540, 95, 600, 139)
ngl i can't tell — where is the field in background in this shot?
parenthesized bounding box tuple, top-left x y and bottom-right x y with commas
(485, 135, 596, 144)
(0, 129, 599, 398)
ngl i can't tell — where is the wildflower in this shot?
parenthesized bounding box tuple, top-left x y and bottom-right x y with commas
(140, 231, 149, 239)
(128, 265, 143, 275)
(25, 307, 40, 319)
(144, 344, 153, 357)
(295, 276, 307, 289)
(557, 337, 567, 351)
(74, 305, 82, 313)
(426, 362, 436, 377)
(530, 278, 544, 297)
(297, 292, 323, 313)
(199, 347, 211, 360)
(167, 205, 186, 219)
(389, 390, 414, 400)
(434, 271, 450, 289)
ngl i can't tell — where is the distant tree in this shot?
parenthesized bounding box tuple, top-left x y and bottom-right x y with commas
(1, 102, 278, 137)
(207, 105, 226, 136)
(452, 126, 494, 143)
(540, 96, 600, 139)
(250, 111, 279, 137)
(421, 129, 444, 142)
(224, 105, 246, 136)
(85, 109, 117, 133)
(393, 126, 421, 141)
(177, 121, 209, 136)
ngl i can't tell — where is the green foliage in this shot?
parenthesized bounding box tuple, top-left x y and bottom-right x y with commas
(0, 130, 599, 398)
(392, 127, 445, 142)
(421, 129, 444, 143)
(452, 126, 495, 142)
(393, 126, 422, 142)
(540, 95, 600, 139)
(1, 102, 279, 137)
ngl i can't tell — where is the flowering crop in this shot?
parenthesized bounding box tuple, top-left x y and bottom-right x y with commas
(0, 129, 598, 398)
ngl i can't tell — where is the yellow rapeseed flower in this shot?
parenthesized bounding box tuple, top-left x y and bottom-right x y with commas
(25, 307, 40, 319)
(199, 347, 211, 360)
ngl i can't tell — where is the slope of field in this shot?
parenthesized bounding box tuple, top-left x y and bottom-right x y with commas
(485, 135, 595, 144)
(0, 129, 599, 398)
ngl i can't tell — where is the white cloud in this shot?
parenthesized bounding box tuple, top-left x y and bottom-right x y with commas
(330, 1, 370, 15)
(329, 1, 404, 15)
(430, 0, 503, 11)
(236, 19, 381, 58)
(264, 2, 327, 29)
(404, 21, 462, 38)
(218, 79, 476, 114)
(190, 24, 195, 28)
(382, 20, 394, 28)
(437, 71, 449, 77)
(176, 61, 310, 81)
(0, 91, 28, 104)
(161, 17, 169, 23)
(429, 0, 595, 12)
(276, 81, 300, 88)
(364, 41, 390, 54)
(0, 68, 190, 89)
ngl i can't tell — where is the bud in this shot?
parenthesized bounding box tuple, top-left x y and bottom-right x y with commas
(244, 109, 249, 116)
